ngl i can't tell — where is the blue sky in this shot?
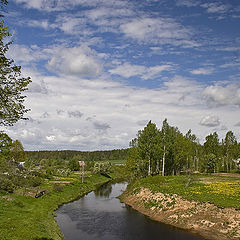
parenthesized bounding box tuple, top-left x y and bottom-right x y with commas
(2, 0, 240, 150)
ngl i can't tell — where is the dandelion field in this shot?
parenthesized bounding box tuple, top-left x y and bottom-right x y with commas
(128, 174, 240, 209)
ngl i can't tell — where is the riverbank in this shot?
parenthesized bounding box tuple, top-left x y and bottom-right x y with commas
(120, 174, 240, 240)
(0, 174, 110, 240)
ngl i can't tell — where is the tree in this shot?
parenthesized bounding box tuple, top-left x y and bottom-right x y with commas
(137, 121, 160, 176)
(126, 147, 141, 177)
(223, 131, 238, 172)
(10, 139, 26, 162)
(201, 153, 217, 173)
(204, 132, 220, 156)
(173, 133, 188, 175)
(0, 131, 12, 154)
(68, 155, 81, 171)
(0, 1, 31, 126)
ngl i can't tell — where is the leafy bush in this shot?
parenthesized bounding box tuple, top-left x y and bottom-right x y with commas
(0, 176, 15, 193)
(68, 157, 80, 171)
(27, 176, 42, 187)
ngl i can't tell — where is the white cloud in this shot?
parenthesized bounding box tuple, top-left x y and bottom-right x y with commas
(142, 65, 172, 80)
(46, 135, 56, 142)
(201, 3, 230, 14)
(120, 17, 195, 47)
(200, 115, 220, 127)
(176, 0, 199, 7)
(203, 84, 240, 106)
(109, 62, 172, 79)
(190, 67, 214, 75)
(47, 46, 103, 77)
(109, 63, 145, 78)
(4, 69, 240, 150)
(27, 19, 51, 30)
(7, 44, 48, 64)
(14, 0, 130, 12)
(235, 122, 240, 127)
(68, 111, 84, 118)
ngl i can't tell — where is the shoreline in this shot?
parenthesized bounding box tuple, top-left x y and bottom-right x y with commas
(120, 187, 240, 240)
(0, 174, 110, 240)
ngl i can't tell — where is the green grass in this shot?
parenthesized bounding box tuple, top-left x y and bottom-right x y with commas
(0, 174, 109, 240)
(126, 174, 240, 209)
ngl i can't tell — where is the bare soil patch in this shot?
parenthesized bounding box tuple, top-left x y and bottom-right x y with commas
(122, 188, 240, 240)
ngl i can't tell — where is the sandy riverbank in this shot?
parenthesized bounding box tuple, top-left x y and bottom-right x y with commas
(121, 187, 240, 240)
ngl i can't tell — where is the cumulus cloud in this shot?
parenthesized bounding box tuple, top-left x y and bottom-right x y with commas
(68, 111, 83, 118)
(27, 82, 48, 94)
(109, 62, 172, 79)
(109, 63, 145, 78)
(200, 115, 220, 127)
(190, 67, 214, 75)
(136, 120, 148, 126)
(120, 17, 196, 47)
(41, 112, 50, 118)
(47, 46, 102, 77)
(46, 135, 56, 142)
(200, 2, 230, 14)
(14, 0, 129, 11)
(93, 121, 111, 131)
(176, 0, 199, 7)
(4, 71, 240, 150)
(235, 122, 240, 127)
(7, 44, 48, 64)
(27, 19, 52, 30)
(203, 84, 240, 106)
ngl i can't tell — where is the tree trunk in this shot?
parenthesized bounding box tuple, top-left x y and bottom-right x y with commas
(162, 145, 165, 176)
(156, 158, 159, 174)
(148, 155, 151, 176)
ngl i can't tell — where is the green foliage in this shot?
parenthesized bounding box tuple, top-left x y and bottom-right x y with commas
(68, 155, 81, 171)
(137, 120, 161, 175)
(10, 139, 26, 162)
(0, 131, 12, 154)
(0, 175, 14, 192)
(25, 149, 128, 164)
(127, 119, 240, 177)
(0, 18, 31, 126)
(201, 153, 217, 173)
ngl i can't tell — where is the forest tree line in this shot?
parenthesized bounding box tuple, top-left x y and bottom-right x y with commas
(26, 149, 128, 164)
(126, 120, 240, 177)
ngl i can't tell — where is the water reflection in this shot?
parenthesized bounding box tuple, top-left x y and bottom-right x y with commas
(56, 181, 205, 240)
(94, 182, 112, 197)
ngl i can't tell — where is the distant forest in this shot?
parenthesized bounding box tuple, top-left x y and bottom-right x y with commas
(26, 149, 128, 163)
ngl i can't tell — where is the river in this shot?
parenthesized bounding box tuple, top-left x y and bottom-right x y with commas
(56, 181, 205, 240)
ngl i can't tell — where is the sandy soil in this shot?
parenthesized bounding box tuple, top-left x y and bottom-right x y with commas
(122, 188, 240, 240)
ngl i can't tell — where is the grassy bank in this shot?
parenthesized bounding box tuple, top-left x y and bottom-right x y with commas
(121, 174, 240, 240)
(0, 174, 110, 240)
(125, 174, 240, 209)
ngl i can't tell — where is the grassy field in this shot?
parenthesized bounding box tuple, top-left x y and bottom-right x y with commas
(0, 174, 110, 240)
(126, 173, 240, 209)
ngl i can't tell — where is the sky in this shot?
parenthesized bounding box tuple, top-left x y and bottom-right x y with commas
(1, 0, 240, 151)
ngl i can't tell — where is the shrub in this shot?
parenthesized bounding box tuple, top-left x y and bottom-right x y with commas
(0, 176, 15, 193)
(27, 176, 42, 187)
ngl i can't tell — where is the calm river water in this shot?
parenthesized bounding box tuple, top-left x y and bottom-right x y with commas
(56, 181, 205, 240)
